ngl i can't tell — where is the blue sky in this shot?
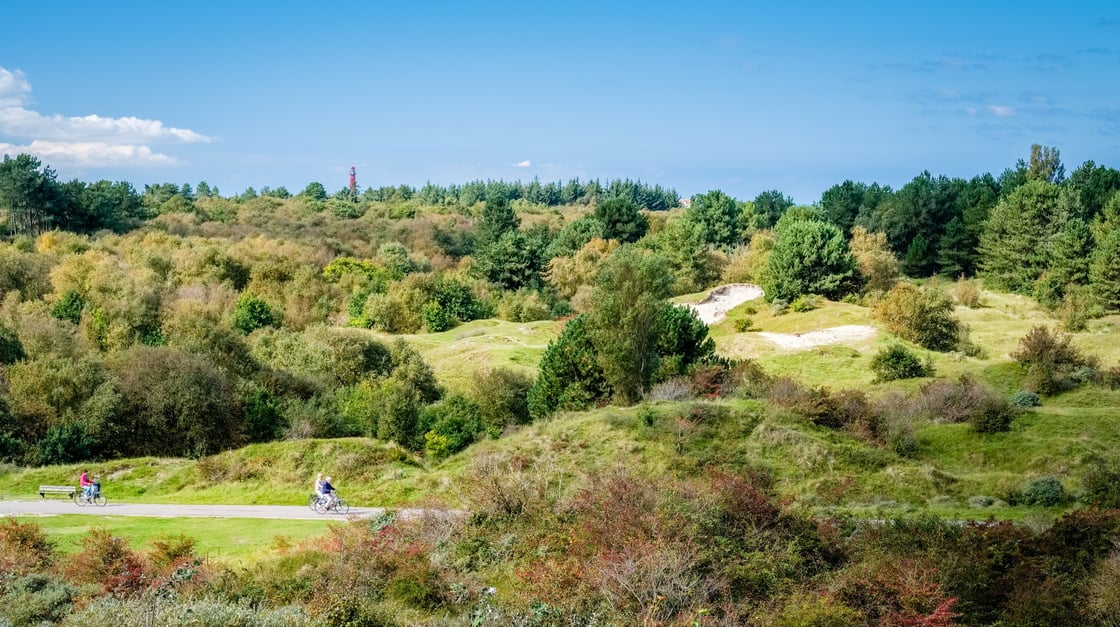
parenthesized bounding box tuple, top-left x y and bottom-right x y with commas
(1, 1, 1118, 203)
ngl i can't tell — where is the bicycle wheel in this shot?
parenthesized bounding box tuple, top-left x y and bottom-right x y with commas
(313, 498, 328, 514)
(93, 495, 107, 507)
(75, 493, 87, 507)
(333, 498, 349, 515)
(307, 494, 319, 511)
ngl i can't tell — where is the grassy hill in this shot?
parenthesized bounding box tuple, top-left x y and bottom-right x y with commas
(5, 283, 1117, 526)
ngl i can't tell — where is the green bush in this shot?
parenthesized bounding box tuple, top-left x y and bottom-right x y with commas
(469, 367, 532, 436)
(970, 403, 1016, 434)
(421, 395, 483, 459)
(734, 318, 754, 332)
(1009, 390, 1041, 407)
(232, 292, 280, 334)
(1081, 457, 1120, 508)
(1011, 325, 1098, 394)
(0, 574, 76, 626)
(420, 300, 454, 333)
(790, 294, 820, 312)
(870, 345, 934, 382)
(1019, 475, 1067, 506)
(872, 283, 961, 351)
(32, 422, 95, 466)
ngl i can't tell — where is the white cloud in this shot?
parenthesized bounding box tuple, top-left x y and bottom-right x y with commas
(0, 140, 176, 166)
(514, 160, 532, 168)
(988, 105, 1015, 117)
(0, 68, 31, 107)
(0, 65, 210, 168)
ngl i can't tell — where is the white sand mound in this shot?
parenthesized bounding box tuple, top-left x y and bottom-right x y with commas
(756, 325, 877, 350)
(685, 283, 764, 324)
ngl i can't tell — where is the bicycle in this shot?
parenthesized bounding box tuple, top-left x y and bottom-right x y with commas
(312, 491, 349, 515)
(74, 481, 107, 507)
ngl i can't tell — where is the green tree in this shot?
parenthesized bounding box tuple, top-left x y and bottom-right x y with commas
(1089, 228, 1120, 312)
(763, 219, 860, 302)
(586, 247, 673, 404)
(1066, 160, 1120, 222)
(936, 216, 973, 278)
(753, 190, 794, 229)
(0, 154, 60, 236)
(978, 180, 1063, 293)
(1048, 218, 1093, 288)
(108, 346, 241, 457)
(232, 293, 280, 334)
(372, 378, 423, 449)
(545, 215, 605, 258)
(685, 190, 744, 247)
(850, 227, 899, 293)
(475, 197, 520, 247)
(1027, 144, 1065, 183)
(472, 231, 546, 290)
(299, 182, 327, 200)
(527, 314, 610, 419)
(594, 197, 648, 243)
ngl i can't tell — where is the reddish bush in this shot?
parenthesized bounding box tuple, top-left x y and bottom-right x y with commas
(66, 527, 151, 597)
(0, 517, 54, 574)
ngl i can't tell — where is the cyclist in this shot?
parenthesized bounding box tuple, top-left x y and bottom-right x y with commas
(321, 476, 337, 509)
(79, 469, 93, 498)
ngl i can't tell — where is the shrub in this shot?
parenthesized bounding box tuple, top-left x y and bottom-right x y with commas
(952, 277, 982, 308)
(1081, 457, 1120, 508)
(917, 375, 1008, 424)
(873, 392, 920, 456)
(468, 367, 533, 436)
(870, 345, 934, 382)
(970, 403, 1016, 434)
(420, 300, 454, 332)
(1056, 284, 1095, 332)
(770, 298, 789, 315)
(1019, 476, 1066, 506)
(733, 317, 754, 332)
(0, 574, 76, 626)
(1011, 325, 1098, 394)
(31, 422, 95, 466)
(66, 527, 151, 596)
(0, 518, 54, 574)
(790, 294, 821, 312)
(1009, 390, 1041, 407)
(872, 283, 961, 351)
(232, 292, 280, 334)
(420, 394, 483, 459)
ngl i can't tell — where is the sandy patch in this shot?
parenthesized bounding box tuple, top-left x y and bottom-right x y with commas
(685, 283, 764, 324)
(755, 325, 877, 350)
(684, 284, 876, 350)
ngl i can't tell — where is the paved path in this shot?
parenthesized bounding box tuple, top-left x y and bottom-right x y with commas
(0, 499, 444, 521)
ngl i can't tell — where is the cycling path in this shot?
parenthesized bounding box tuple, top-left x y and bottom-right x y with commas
(0, 499, 450, 521)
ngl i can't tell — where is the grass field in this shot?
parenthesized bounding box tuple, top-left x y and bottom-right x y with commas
(13, 515, 333, 564)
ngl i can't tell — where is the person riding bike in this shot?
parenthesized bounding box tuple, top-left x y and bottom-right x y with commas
(79, 469, 93, 498)
(320, 476, 337, 510)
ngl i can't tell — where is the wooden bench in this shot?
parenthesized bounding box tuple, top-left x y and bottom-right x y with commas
(38, 485, 76, 498)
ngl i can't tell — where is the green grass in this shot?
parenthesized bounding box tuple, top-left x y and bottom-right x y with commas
(8, 514, 332, 564)
(370, 318, 558, 392)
